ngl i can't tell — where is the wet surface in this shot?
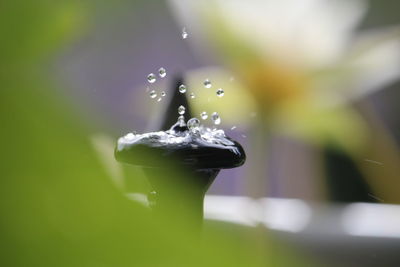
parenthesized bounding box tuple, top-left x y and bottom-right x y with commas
(115, 120, 246, 170)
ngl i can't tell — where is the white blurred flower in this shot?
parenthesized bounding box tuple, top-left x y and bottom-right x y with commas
(169, 0, 400, 153)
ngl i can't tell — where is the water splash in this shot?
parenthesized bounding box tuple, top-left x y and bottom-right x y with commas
(190, 92, 195, 99)
(125, 132, 136, 140)
(117, 117, 240, 156)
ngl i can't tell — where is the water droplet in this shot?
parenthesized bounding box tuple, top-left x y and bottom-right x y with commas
(241, 134, 247, 138)
(149, 90, 157, 98)
(211, 112, 221, 125)
(178, 115, 186, 127)
(187, 118, 200, 132)
(216, 88, 224, 97)
(179, 84, 187, 93)
(157, 97, 162, 102)
(161, 91, 166, 97)
(182, 27, 188, 39)
(190, 92, 195, 99)
(147, 73, 156, 83)
(200, 112, 208, 120)
(178, 105, 186, 115)
(204, 79, 212, 88)
(231, 126, 237, 130)
(158, 67, 166, 78)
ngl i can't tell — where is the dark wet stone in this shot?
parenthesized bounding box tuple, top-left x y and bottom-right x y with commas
(114, 133, 245, 170)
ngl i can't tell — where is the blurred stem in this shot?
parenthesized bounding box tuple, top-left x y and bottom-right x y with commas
(246, 111, 270, 198)
(356, 101, 400, 203)
(150, 188, 205, 231)
(146, 168, 219, 232)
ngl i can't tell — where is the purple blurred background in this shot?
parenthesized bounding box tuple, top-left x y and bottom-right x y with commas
(54, 0, 400, 200)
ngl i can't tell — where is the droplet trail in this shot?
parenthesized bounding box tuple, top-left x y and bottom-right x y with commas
(178, 105, 186, 115)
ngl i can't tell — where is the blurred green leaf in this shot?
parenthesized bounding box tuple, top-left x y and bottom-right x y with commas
(0, 1, 310, 266)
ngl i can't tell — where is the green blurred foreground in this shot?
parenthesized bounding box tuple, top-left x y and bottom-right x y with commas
(0, 1, 307, 266)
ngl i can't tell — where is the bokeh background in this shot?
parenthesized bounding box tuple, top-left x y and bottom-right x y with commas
(56, 0, 400, 202)
(1, 0, 400, 266)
